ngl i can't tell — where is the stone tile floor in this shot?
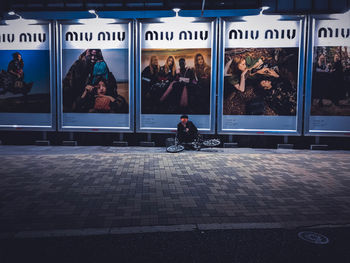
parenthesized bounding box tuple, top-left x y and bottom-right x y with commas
(1, 146, 350, 235)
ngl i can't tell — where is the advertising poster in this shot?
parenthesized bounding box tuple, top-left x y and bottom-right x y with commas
(218, 16, 305, 134)
(306, 14, 350, 135)
(0, 21, 54, 130)
(137, 18, 216, 132)
(59, 20, 133, 131)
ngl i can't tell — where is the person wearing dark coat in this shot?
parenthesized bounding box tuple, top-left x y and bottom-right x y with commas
(7, 52, 24, 81)
(141, 55, 160, 113)
(176, 115, 198, 144)
(330, 53, 345, 105)
(0, 52, 33, 95)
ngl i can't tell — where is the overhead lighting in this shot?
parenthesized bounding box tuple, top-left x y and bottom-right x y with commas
(77, 9, 118, 24)
(159, 16, 196, 23)
(88, 9, 99, 19)
(242, 12, 282, 23)
(4, 11, 38, 25)
(8, 11, 22, 19)
(77, 18, 117, 25)
(172, 8, 181, 17)
(260, 6, 270, 15)
(160, 8, 195, 23)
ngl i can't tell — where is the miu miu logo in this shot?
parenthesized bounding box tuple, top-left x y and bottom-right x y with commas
(318, 27, 350, 38)
(145, 30, 209, 41)
(0, 33, 46, 43)
(65, 31, 126, 41)
(228, 29, 296, 40)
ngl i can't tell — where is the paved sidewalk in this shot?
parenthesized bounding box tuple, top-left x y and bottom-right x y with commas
(1, 146, 350, 236)
(2, 227, 350, 263)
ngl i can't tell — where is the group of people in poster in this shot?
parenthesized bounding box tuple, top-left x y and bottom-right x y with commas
(223, 48, 298, 116)
(312, 46, 350, 115)
(2, 47, 350, 117)
(62, 49, 128, 114)
(141, 53, 211, 114)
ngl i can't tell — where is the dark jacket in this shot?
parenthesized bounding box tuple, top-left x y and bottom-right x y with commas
(177, 121, 198, 143)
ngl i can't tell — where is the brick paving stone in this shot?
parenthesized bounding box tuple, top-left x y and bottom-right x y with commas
(0, 146, 350, 233)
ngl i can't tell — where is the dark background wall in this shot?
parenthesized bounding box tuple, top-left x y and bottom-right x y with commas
(1, 0, 350, 15)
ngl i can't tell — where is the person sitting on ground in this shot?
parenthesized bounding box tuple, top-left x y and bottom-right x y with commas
(176, 115, 198, 145)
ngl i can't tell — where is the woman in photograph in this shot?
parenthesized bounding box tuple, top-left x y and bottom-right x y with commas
(159, 56, 177, 82)
(8, 52, 24, 81)
(141, 55, 160, 113)
(312, 53, 332, 107)
(330, 53, 345, 105)
(141, 55, 160, 112)
(77, 77, 127, 113)
(192, 53, 211, 114)
(258, 76, 297, 115)
(156, 56, 177, 112)
(0, 52, 33, 95)
(89, 50, 109, 86)
(194, 53, 210, 85)
(343, 47, 350, 101)
(224, 56, 250, 93)
(142, 55, 160, 90)
(223, 56, 261, 115)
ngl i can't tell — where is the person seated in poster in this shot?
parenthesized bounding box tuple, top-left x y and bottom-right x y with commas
(8, 52, 24, 81)
(141, 55, 160, 113)
(343, 47, 350, 105)
(257, 76, 297, 116)
(192, 53, 211, 114)
(159, 58, 195, 113)
(76, 77, 126, 113)
(312, 53, 332, 107)
(62, 49, 127, 113)
(0, 52, 33, 95)
(255, 49, 297, 115)
(91, 54, 109, 86)
(342, 47, 350, 102)
(223, 56, 265, 115)
(156, 56, 177, 113)
(329, 53, 345, 106)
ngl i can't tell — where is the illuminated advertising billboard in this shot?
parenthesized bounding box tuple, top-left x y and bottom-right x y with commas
(218, 15, 306, 135)
(305, 13, 350, 135)
(0, 20, 55, 130)
(58, 19, 134, 132)
(136, 18, 217, 133)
